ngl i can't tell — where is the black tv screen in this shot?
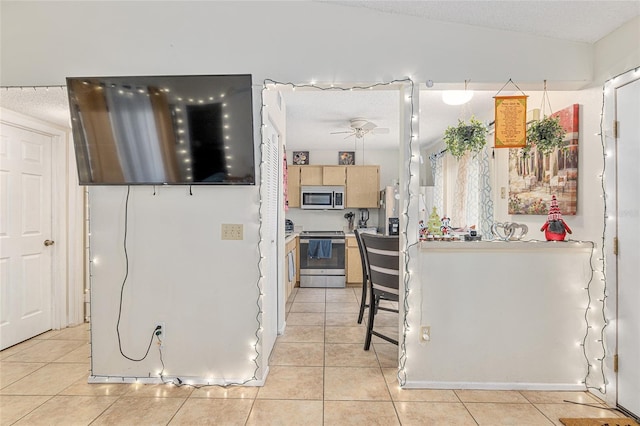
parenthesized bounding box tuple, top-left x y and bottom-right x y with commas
(66, 74, 255, 185)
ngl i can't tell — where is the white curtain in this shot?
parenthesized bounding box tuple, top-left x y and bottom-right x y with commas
(429, 152, 445, 217)
(451, 147, 494, 236)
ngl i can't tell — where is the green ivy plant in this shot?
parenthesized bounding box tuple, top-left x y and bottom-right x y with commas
(522, 115, 567, 157)
(443, 116, 488, 159)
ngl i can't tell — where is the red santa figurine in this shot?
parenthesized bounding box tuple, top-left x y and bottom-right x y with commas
(540, 195, 572, 241)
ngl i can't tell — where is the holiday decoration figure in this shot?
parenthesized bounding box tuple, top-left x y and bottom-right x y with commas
(540, 195, 572, 241)
(418, 220, 428, 240)
(440, 216, 452, 235)
(427, 207, 442, 236)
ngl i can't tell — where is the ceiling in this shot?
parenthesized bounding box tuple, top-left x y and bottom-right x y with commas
(1, 1, 638, 149)
(320, 1, 639, 44)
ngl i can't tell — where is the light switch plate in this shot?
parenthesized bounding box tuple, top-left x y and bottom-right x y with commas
(221, 224, 243, 240)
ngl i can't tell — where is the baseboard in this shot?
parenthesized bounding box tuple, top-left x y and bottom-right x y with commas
(87, 367, 269, 387)
(400, 380, 586, 391)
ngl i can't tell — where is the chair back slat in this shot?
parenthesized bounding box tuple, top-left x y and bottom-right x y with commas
(361, 234, 400, 298)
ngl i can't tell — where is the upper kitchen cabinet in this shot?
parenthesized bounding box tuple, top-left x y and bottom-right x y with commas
(287, 165, 302, 208)
(346, 166, 379, 208)
(287, 165, 379, 209)
(299, 165, 346, 186)
(323, 166, 346, 185)
(300, 166, 323, 185)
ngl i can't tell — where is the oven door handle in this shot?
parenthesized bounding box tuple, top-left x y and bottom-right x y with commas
(300, 239, 345, 244)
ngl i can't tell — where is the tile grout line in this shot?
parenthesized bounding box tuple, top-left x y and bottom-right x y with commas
(322, 288, 326, 425)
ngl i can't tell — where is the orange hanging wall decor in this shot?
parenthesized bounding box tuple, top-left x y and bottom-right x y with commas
(494, 95, 528, 148)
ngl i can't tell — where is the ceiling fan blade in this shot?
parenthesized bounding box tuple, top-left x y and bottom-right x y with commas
(371, 128, 390, 134)
(330, 131, 353, 135)
(361, 121, 377, 131)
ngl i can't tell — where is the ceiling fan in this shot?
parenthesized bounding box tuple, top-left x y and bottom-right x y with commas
(330, 118, 390, 139)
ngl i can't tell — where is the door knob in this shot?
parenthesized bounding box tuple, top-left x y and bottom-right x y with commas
(44, 239, 55, 247)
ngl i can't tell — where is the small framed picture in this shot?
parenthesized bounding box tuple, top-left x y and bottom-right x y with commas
(339, 151, 355, 165)
(292, 151, 309, 165)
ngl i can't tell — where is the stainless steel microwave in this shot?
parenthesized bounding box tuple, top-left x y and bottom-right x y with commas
(300, 186, 345, 210)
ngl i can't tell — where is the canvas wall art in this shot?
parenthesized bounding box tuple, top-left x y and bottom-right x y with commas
(508, 104, 579, 215)
(339, 151, 355, 165)
(292, 151, 309, 165)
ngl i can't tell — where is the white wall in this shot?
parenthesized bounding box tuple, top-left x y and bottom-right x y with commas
(593, 16, 640, 86)
(408, 88, 609, 391)
(492, 89, 605, 244)
(1, 1, 635, 386)
(89, 185, 265, 382)
(411, 242, 594, 390)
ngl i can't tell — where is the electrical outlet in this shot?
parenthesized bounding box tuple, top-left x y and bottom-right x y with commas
(155, 322, 165, 346)
(420, 326, 431, 342)
(221, 224, 243, 240)
(500, 187, 506, 199)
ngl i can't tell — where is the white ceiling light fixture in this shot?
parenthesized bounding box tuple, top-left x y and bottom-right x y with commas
(442, 80, 474, 106)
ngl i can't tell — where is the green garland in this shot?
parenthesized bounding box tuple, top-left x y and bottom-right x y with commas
(522, 115, 567, 157)
(443, 116, 488, 159)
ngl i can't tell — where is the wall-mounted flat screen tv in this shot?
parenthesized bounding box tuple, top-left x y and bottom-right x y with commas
(67, 74, 255, 185)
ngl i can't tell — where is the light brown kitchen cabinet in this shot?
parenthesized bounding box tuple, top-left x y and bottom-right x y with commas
(346, 165, 379, 208)
(322, 166, 346, 185)
(300, 166, 323, 185)
(346, 236, 364, 284)
(284, 236, 299, 301)
(300, 165, 346, 186)
(287, 165, 301, 208)
(287, 165, 379, 209)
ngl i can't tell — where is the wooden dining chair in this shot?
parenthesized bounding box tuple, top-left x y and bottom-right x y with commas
(354, 229, 370, 324)
(360, 233, 400, 350)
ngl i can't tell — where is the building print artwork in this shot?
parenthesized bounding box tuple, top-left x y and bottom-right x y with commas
(508, 104, 579, 215)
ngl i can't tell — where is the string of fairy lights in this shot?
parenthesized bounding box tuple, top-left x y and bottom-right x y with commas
(86, 183, 262, 388)
(262, 77, 416, 387)
(586, 66, 640, 395)
(398, 79, 418, 387)
(6, 75, 631, 394)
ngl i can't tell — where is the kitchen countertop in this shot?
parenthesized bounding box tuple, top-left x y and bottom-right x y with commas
(284, 229, 378, 241)
(285, 232, 298, 244)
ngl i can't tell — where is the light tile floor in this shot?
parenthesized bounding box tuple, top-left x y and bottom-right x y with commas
(0, 287, 624, 425)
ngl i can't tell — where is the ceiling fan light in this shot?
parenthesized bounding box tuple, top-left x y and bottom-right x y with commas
(442, 90, 474, 106)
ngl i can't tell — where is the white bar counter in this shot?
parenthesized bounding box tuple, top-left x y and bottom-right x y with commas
(403, 240, 594, 390)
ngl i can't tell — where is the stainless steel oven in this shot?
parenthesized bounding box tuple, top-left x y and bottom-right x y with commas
(299, 231, 346, 288)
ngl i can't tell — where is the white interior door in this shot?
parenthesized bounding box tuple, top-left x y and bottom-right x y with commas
(0, 122, 53, 350)
(616, 77, 640, 417)
(261, 116, 281, 356)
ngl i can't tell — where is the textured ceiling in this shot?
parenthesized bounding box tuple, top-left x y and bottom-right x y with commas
(321, 0, 640, 43)
(0, 86, 70, 128)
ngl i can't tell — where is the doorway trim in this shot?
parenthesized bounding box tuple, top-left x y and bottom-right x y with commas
(261, 78, 417, 382)
(0, 108, 84, 330)
(602, 68, 640, 410)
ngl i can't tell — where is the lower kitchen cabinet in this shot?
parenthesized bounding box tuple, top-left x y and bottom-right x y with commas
(346, 236, 363, 284)
(284, 236, 299, 300)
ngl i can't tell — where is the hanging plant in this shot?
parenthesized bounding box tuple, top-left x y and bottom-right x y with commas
(443, 116, 488, 159)
(521, 81, 567, 157)
(522, 115, 567, 157)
